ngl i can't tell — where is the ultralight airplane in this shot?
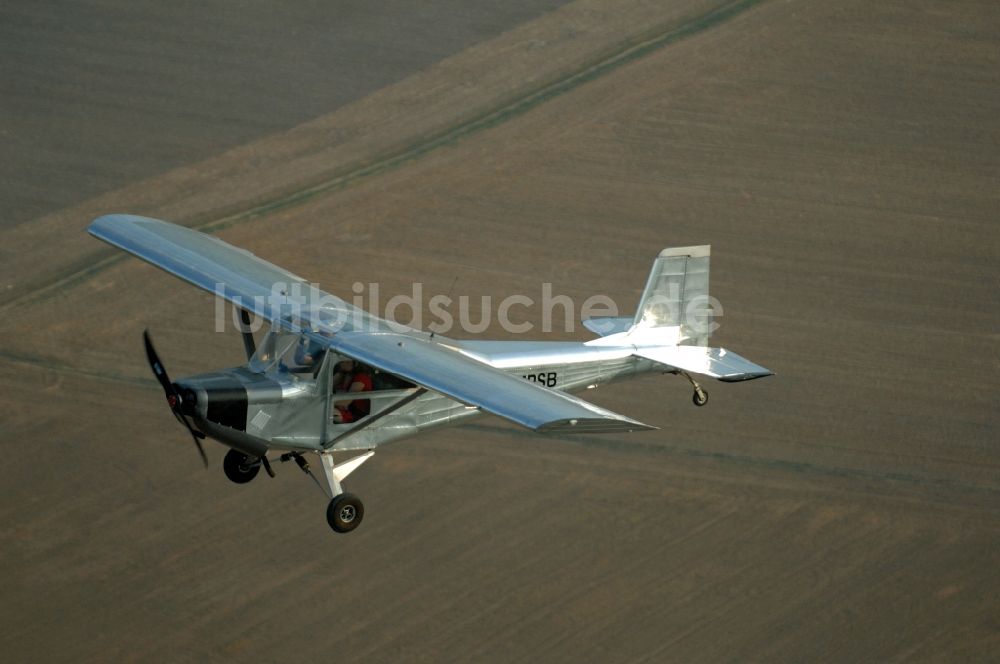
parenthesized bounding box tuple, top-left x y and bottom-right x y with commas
(88, 214, 771, 533)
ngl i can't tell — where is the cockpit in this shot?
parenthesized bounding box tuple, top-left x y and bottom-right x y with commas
(249, 329, 412, 385)
(248, 330, 330, 381)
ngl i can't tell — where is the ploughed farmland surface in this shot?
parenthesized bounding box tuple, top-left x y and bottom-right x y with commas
(1, 1, 997, 661)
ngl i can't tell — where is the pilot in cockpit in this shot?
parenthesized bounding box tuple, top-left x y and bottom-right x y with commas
(331, 359, 373, 423)
(287, 330, 337, 378)
(294, 337, 326, 371)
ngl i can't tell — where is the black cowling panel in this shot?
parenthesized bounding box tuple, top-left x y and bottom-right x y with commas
(202, 376, 249, 431)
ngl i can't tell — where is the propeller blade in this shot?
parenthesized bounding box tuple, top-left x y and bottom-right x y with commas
(169, 409, 208, 468)
(143, 329, 179, 404)
(143, 329, 208, 468)
(184, 421, 209, 467)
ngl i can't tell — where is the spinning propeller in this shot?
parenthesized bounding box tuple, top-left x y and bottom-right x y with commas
(143, 330, 208, 467)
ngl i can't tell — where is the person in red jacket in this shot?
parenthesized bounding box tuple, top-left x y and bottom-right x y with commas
(331, 359, 373, 423)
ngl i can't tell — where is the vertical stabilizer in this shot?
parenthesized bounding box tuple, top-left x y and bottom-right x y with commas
(631, 245, 711, 346)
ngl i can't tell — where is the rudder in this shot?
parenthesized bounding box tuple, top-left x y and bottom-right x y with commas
(632, 245, 711, 346)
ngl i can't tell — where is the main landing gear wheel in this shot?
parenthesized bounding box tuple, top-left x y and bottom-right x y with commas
(327, 493, 364, 533)
(223, 449, 261, 484)
(692, 388, 709, 407)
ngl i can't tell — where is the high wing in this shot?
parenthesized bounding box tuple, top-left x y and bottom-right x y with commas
(88, 213, 381, 332)
(89, 214, 655, 434)
(634, 345, 773, 382)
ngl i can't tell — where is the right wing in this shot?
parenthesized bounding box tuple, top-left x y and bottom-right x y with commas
(312, 331, 657, 434)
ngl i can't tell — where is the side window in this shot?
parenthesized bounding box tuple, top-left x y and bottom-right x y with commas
(371, 370, 416, 390)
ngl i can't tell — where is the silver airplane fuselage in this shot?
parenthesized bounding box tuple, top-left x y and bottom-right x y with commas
(176, 333, 660, 457)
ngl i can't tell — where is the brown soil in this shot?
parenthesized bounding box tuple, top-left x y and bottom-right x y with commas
(1, 1, 998, 661)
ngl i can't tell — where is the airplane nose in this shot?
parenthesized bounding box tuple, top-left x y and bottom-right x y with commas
(172, 375, 249, 431)
(174, 383, 197, 416)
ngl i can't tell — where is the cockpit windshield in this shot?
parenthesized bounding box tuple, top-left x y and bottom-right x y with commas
(249, 330, 328, 381)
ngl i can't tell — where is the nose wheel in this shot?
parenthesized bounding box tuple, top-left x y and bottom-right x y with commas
(223, 449, 261, 484)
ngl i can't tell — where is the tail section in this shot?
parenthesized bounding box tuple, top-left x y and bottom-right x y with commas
(583, 245, 713, 345)
(584, 245, 772, 384)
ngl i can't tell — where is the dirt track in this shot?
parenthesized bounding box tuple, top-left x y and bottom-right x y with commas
(2, 0, 999, 661)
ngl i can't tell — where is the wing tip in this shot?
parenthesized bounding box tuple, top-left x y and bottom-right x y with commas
(536, 418, 658, 434)
(717, 370, 774, 382)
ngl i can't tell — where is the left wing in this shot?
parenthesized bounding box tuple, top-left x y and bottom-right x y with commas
(88, 214, 382, 332)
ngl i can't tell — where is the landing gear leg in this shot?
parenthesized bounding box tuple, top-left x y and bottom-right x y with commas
(318, 451, 374, 534)
(318, 452, 344, 498)
(679, 371, 709, 407)
(280, 450, 373, 532)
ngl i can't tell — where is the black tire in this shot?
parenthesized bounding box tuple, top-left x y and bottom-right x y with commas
(692, 390, 708, 407)
(223, 449, 260, 484)
(327, 493, 364, 533)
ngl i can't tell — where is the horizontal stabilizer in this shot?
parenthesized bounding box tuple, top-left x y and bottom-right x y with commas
(636, 346, 772, 382)
(582, 317, 634, 337)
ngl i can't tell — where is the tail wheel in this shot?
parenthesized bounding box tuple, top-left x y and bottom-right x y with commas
(223, 449, 261, 484)
(692, 389, 708, 407)
(327, 493, 365, 533)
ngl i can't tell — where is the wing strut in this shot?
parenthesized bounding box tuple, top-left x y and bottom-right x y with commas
(326, 388, 428, 448)
(238, 308, 257, 360)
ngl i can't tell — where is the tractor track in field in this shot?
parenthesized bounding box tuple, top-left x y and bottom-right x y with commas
(0, 0, 765, 315)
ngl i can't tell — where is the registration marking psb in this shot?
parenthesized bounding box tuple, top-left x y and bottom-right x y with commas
(522, 372, 557, 387)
